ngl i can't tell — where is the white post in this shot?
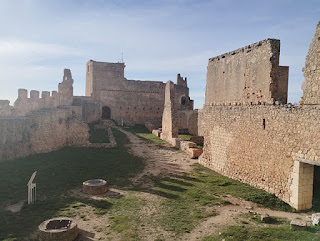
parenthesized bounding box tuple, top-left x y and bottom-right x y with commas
(27, 171, 37, 204)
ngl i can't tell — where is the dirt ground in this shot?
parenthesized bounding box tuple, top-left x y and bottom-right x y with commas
(68, 127, 312, 241)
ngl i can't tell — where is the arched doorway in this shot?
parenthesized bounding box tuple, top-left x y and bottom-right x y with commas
(181, 96, 186, 105)
(102, 106, 111, 119)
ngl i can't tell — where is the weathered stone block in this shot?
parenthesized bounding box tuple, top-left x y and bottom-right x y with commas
(290, 220, 307, 231)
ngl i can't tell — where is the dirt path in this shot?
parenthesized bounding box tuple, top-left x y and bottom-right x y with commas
(117, 127, 197, 179)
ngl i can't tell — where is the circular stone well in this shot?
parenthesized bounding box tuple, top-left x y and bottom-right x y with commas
(38, 217, 78, 241)
(83, 179, 107, 195)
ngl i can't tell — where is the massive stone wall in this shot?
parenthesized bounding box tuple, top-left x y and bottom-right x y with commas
(0, 106, 88, 161)
(205, 39, 288, 106)
(85, 60, 192, 125)
(198, 105, 320, 210)
(302, 21, 320, 105)
(199, 22, 320, 210)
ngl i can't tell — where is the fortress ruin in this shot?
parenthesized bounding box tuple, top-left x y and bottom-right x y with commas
(0, 21, 319, 211)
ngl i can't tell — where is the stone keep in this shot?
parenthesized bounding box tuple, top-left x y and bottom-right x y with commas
(85, 60, 192, 125)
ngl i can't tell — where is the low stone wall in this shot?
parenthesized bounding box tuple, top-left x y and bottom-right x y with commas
(198, 104, 320, 210)
(0, 106, 89, 161)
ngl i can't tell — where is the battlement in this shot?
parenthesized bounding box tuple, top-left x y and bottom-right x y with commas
(0, 69, 74, 117)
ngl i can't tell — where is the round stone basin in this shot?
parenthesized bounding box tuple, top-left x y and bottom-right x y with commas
(83, 179, 107, 195)
(38, 217, 78, 241)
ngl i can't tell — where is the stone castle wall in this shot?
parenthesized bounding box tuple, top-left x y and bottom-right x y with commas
(205, 39, 288, 106)
(85, 60, 191, 125)
(0, 106, 88, 161)
(199, 22, 320, 210)
(198, 105, 320, 209)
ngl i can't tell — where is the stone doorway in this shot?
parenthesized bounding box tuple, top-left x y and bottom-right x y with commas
(102, 106, 111, 120)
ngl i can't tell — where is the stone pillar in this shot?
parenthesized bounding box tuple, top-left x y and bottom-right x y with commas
(58, 68, 74, 106)
(161, 81, 178, 143)
(301, 21, 320, 105)
(290, 160, 314, 210)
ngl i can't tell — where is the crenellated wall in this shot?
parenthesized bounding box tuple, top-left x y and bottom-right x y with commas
(0, 69, 74, 117)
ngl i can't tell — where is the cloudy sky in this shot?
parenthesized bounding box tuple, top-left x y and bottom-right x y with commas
(0, 0, 319, 108)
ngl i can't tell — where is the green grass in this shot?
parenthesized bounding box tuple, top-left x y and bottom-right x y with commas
(192, 164, 295, 212)
(130, 163, 295, 235)
(0, 128, 145, 240)
(88, 123, 109, 143)
(178, 134, 193, 141)
(109, 195, 145, 240)
(124, 124, 167, 144)
(202, 225, 320, 241)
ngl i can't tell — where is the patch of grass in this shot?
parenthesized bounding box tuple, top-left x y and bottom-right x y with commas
(178, 134, 193, 141)
(0, 128, 144, 240)
(137, 174, 223, 234)
(192, 164, 295, 212)
(124, 124, 167, 144)
(88, 123, 109, 143)
(109, 196, 144, 240)
(202, 225, 320, 241)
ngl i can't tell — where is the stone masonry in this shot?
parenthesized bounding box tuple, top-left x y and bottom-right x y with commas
(199, 21, 320, 210)
(85, 60, 192, 126)
(205, 39, 288, 106)
(0, 69, 89, 161)
(301, 21, 320, 105)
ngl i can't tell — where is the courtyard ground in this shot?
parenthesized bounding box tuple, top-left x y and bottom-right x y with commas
(1, 124, 320, 241)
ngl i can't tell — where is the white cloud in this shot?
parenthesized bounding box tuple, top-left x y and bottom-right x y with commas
(0, 40, 85, 61)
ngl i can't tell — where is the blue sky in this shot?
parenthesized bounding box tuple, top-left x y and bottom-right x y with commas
(0, 0, 319, 109)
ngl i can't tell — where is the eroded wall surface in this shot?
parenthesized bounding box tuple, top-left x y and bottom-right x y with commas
(198, 105, 320, 208)
(205, 39, 288, 106)
(0, 107, 88, 161)
(302, 22, 320, 105)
